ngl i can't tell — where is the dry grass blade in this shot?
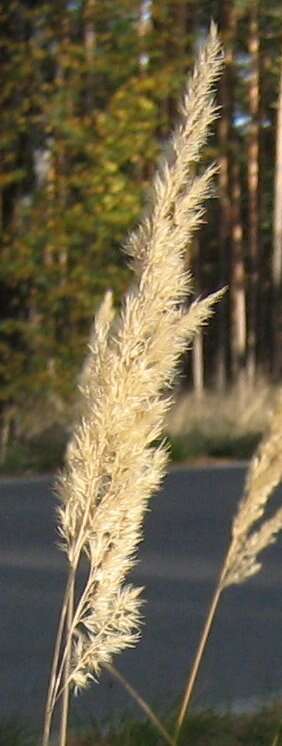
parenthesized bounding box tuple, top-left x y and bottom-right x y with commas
(105, 663, 174, 746)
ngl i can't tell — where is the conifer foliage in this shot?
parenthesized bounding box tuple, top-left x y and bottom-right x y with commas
(1, 0, 282, 454)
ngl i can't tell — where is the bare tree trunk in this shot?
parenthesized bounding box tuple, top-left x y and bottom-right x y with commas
(192, 238, 204, 398)
(272, 59, 282, 378)
(215, 0, 237, 391)
(216, 93, 230, 390)
(230, 160, 247, 389)
(246, 1, 261, 383)
(151, 0, 194, 133)
(0, 406, 16, 465)
(192, 332, 204, 399)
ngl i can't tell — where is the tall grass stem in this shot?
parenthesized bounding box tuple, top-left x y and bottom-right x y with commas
(175, 573, 224, 741)
(42, 486, 100, 744)
(59, 574, 75, 746)
(42, 568, 75, 746)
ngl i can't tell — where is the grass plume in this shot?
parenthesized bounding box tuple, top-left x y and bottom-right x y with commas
(42, 24, 224, 745)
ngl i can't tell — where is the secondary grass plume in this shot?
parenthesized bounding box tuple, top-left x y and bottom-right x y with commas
(175, 389, 282, 741)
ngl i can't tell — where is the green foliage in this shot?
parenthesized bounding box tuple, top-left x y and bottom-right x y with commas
(0, 719, 36, 746)
(169, 429, 261, 463)
(1, 0, 282, 445)
(86, 706, 282, 746)
(0, 427, 67, 475)
(1, 707, 280, 746)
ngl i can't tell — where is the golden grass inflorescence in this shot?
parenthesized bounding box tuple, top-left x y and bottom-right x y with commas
(42, 24, 282, 746)
(52, 24, 224, 707)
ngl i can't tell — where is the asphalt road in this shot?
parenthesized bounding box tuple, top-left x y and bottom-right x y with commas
(1, 466, 282, 730)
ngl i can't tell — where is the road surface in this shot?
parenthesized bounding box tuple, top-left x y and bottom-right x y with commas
(1, 467, 282, 730)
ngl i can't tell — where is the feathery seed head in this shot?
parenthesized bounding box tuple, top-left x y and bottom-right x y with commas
(57, 26, 224, 691)
(222, 391, 282, 588)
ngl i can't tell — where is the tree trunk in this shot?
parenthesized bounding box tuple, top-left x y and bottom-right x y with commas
(246, 2, 261, 383)
(272, 59, 282, 378)
(215, 0, 237, 390)
(192, 332, 204, 399)
(230, 160, 247, 388)
(83, 0, 96, 111)
(54, 10, 71, 275)
(192, 238, 204, 398)
(151, 0, 194, 133)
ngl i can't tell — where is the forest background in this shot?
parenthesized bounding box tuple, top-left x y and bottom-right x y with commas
(1, 0, 282, 470)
